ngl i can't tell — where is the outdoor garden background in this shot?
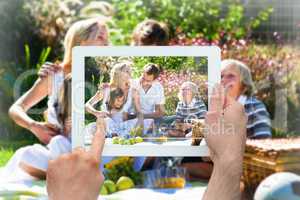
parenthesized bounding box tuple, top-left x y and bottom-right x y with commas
(0, 0, 300, 171)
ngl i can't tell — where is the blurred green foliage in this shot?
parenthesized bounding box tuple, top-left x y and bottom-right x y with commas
(109, 0, 273, 44)
(0, 0, 299, 146)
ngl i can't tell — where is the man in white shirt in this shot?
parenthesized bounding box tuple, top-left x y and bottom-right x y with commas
(132, 63, 165, 122)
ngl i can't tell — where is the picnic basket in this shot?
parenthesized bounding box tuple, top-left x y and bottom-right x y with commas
(242, 138, 300, 187)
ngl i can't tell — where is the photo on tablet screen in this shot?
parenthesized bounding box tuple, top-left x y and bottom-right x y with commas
(72, 47, 220, 156)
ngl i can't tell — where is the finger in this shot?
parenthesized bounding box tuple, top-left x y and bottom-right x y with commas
(97, 117, 107, 131)
(44, 62, 54, 66)
(73, 146, 85, 154)
(38, 69, 54, 77)
(42, 67, 57, 74)
(209, 84, 223, 114)
(46, 123, 60, 132)
(52, 65, 61, 72)
(217, 85, 225, 112)
(38, 72, 46, 77)
(89, 122, 106, 163)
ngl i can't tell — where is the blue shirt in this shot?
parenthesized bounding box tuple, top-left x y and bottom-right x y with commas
(175, 97, 207, 122)
(238, 95, 272, 139)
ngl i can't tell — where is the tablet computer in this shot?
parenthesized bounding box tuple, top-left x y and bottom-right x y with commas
(72, 46, 220, 156)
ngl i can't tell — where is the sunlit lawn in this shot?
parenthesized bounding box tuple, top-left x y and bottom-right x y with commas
(0, 148, 14, 167)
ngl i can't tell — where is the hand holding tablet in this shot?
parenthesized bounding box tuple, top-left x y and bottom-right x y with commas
(47, 119, 106, 200)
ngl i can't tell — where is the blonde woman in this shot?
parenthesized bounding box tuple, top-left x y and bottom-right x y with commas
(85, 61, 137, 120)
(85, 61, 152, 136)
(85, 62, 153, 172)
(5, 18, 109, 181)
(9, 18, 109, 144)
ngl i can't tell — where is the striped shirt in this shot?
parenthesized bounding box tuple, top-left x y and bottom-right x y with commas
(175, 97, 207, 122)
(238, 95, 272, 139)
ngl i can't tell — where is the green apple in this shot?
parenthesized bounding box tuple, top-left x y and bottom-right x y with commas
(118, 138, 125, 145)
(116, 176, 135, 191)
(124, 139, 131, 145)
(135, 136, 143, 143)
(99, 185, 108, 195)
(103, 180, 117, 194)
(112, 136, 120, 144)
(129, 138, 136, 145)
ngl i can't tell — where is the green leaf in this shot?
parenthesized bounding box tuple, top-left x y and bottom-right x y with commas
(37, 47, 51, 69)
(24, 44, 30, 69)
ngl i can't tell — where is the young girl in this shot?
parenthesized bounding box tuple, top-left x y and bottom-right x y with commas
(90, 87, 153, 138)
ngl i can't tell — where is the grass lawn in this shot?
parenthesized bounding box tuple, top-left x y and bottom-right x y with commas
(0, 140, 37, 167)
(0, 148, 14, 167)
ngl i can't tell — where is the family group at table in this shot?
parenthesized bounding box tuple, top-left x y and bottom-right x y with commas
(1, 17, 271, 183)
(85, 59, 272, 143)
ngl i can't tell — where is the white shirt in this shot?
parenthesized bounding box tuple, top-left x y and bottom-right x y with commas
(47, 71, 64, 129)
(237, 95, 247, 105)
(132, 79, 165, 114)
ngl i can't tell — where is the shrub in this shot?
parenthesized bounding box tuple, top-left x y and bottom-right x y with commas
(0, 0, 46, 64)
(171, 33, 300, 136)
(110, 0, 273, 44)
(24, 0, 114, 57)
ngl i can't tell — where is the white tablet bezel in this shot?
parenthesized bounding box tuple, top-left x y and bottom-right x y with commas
(72, 46, 220, 156)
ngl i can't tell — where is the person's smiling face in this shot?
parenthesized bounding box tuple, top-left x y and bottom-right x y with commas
(141, 73, 155, 89)
(221, 65, 243, 99)
(118, 73, 131, 93)
(80, 23, 109, 46)
(181, 86, 193, 104)
(113, 95, 125, 109)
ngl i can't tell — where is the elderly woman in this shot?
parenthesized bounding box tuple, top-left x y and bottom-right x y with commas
(167, 81, 207, 137)
(181, 59, 272, 181)
(221, 59, 272, 139)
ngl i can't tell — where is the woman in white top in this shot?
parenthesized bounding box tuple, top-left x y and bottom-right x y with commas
(85, 63, 153, 172)
(5, 18, 109, 181)
(85, 61, 153, 135)
(2, 75, 73, 182)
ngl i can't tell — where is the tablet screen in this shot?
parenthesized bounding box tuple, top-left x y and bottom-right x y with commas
(72, 46, 220, 156)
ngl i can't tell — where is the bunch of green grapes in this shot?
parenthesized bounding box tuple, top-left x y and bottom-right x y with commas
(112, 136, 143, 145)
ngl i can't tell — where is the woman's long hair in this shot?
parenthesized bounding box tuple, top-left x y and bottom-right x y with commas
(55, 74, 72, 134)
